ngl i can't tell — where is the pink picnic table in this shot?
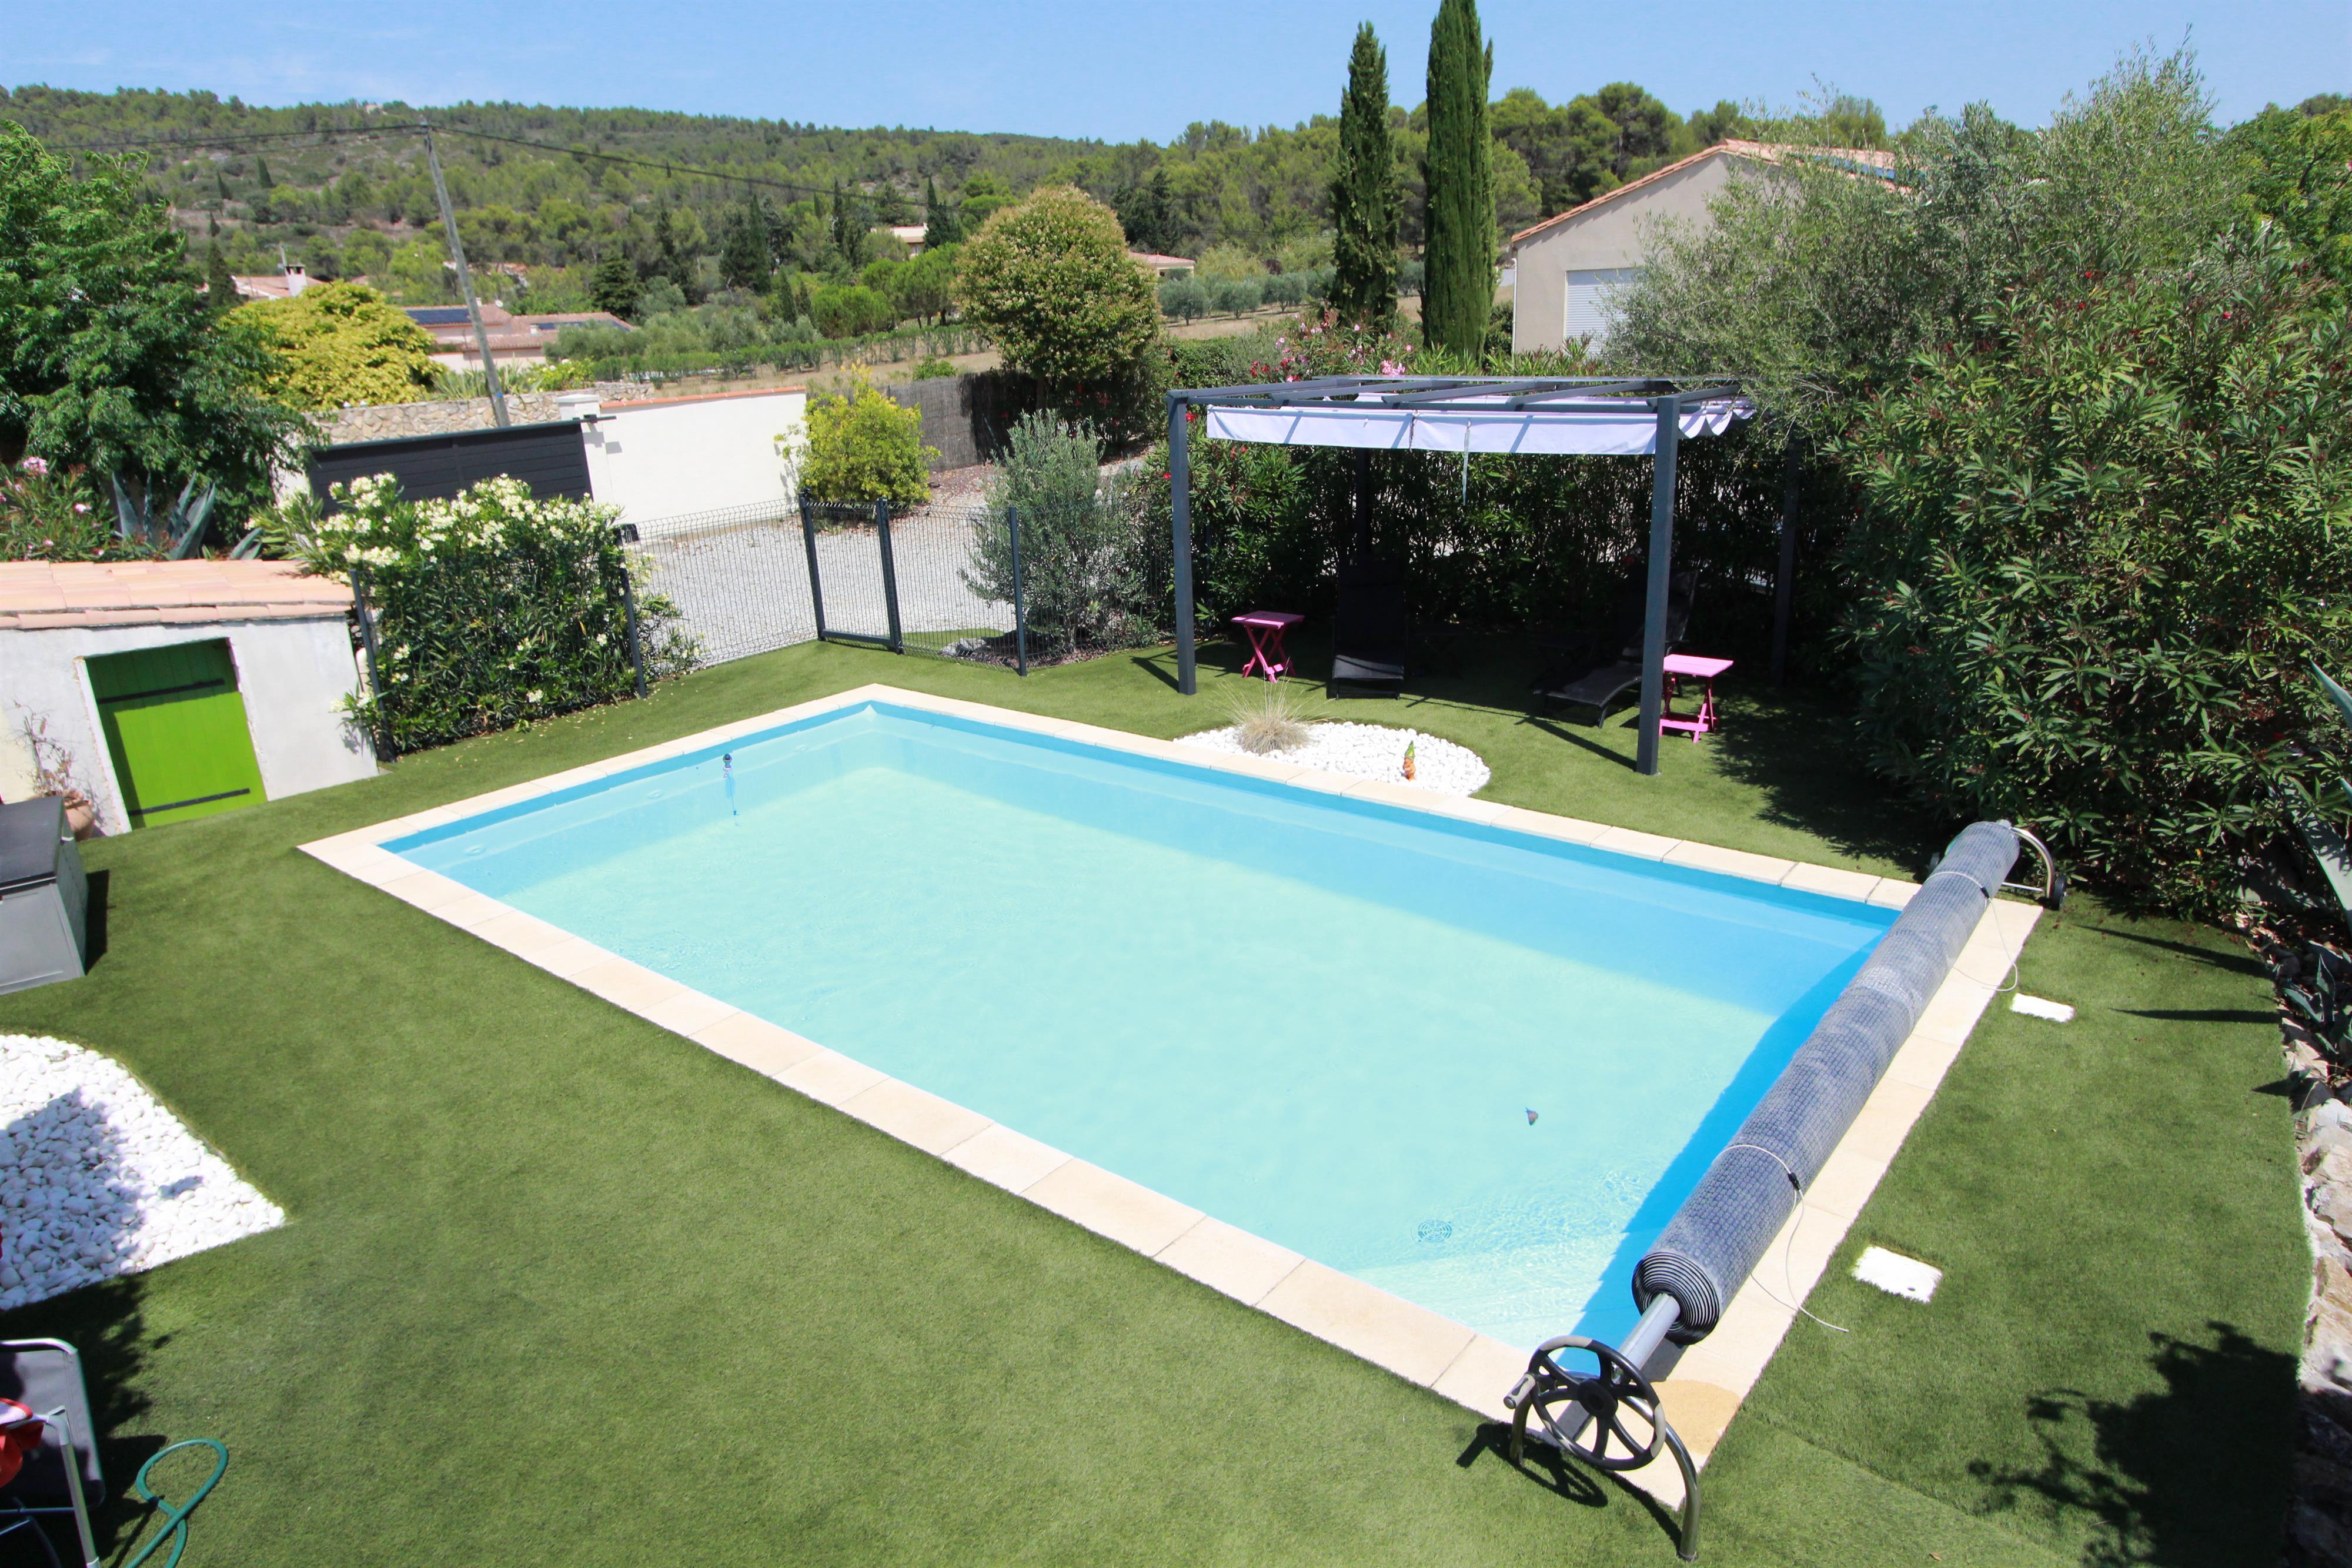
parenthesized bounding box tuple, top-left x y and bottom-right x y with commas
(1659, 653, 1733, 739)
(1232, 610, 1303, 682)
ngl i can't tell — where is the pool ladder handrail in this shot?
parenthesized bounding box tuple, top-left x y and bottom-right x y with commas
(1502, 1294, 1701, 1560)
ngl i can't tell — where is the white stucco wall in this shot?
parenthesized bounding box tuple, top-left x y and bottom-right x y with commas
(573, 389, 807, 524)
(0, 616, 376, 835)
(1509, 152, 1746, 355)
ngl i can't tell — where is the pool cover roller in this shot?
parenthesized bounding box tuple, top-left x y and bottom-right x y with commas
(1632, 820, 2020, 1343)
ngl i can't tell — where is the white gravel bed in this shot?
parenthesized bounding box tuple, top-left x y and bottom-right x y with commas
(1178, 721, 1492, 797)
(1, 1035, 283, 1311)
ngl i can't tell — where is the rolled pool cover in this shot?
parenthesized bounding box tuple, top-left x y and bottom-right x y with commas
(1633, 820, 2019, 1343)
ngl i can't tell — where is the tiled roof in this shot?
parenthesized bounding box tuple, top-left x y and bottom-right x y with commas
(1506, 139, 1902, 249)
(0, 561, 353, 631)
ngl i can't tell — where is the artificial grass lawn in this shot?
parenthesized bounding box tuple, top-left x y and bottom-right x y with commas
(0, 635, 2306, 1565)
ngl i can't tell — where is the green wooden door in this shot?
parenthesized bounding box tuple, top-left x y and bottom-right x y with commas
(86, 640, 268, 829)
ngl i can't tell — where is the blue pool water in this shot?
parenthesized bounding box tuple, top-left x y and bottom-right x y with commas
(390, 702, 1892, 1349)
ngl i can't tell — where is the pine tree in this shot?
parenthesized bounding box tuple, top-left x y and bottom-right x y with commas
(1421, 0, 1495, 356)
(924, 176, 963, 247)
(591, 253, 641, 320)
(1115, 170, 1177, 255)
(719, 200, 771, 292)
(1328, 22, 1399, 328)
(205, 245, 239, 312)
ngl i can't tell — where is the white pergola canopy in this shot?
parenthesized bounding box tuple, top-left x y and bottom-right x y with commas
(1202, 394, 1753, 456)
(1165, 376, 1769, 777)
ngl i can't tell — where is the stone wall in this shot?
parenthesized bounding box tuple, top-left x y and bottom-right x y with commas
(316, 385, 641, 446)
(2283, 1002, 2352, 1564)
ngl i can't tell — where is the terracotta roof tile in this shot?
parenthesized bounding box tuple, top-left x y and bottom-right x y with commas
(0, 560, 353, 631)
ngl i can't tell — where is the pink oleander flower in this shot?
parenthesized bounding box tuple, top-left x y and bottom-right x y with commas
(1379, 359, 1405, 376)
(73, 503, 91, 514)
(19, 456, 48, 477)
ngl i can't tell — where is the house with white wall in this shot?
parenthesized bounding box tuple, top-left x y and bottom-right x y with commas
(0, 561, 376, 835)
(1506, 139, 1897, 356)
(563, 387, 807, 523)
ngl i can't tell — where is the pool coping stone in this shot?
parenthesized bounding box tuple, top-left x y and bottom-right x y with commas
(300, 680, 2039, 1515)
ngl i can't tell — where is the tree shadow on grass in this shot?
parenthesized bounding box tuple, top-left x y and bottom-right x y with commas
(1455, 1420, 1694, 1553)
(2, 1271, 165, 1559)
(2083, 922, 2269, 981)
(1707, 685, 1946, 872)
(1969, 1322, 2295, 1567)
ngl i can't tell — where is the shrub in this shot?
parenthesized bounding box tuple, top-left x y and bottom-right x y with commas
(797, 371, 935, 507)
(810, 282, 895, 339)
(964, 412, 1152, 658)
(1833, 223, 2352, 916)
(273, 474, 688, 751)
(953, 185, 1162, 408)
(910, 356, 957, 380)
(237, 281, 440, 409)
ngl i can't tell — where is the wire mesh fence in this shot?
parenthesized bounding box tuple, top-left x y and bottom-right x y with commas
(619, 498, 817, 668)
(621, 493, 1030, 674)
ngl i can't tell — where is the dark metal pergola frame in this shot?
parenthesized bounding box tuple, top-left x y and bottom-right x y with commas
(1165, 375, 1772, 777)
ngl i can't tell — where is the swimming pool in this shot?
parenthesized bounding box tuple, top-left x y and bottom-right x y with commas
(385, 698, 1896, 1350)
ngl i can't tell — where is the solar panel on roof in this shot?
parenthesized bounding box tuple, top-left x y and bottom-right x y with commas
(405, 307, 472, 326)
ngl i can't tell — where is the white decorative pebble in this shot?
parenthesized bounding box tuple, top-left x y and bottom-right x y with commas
(0, 1034, 283, 1312)
(1178, 721, 1492, 798)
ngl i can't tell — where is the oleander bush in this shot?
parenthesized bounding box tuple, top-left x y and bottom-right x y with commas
(272, 474, 690, 750)
(0, 458, 159, 562)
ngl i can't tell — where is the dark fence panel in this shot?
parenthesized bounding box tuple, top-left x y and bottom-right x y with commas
(309, 420, 592, 507)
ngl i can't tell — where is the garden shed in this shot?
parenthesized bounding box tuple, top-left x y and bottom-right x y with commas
(0, 561, 376, 835)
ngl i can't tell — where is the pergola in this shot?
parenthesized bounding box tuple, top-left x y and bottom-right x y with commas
(1165, 376, 1764, 776)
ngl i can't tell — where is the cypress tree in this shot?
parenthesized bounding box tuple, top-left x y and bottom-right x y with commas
(205, 245, 239, 312)
(830, 180, 857, 266)
(1328, 21, 1399, 328)
(924, 176, 963, 247)
(1421, 0, 1494, 356)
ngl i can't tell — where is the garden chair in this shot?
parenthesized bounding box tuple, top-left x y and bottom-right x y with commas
(1, 1339, 103, 1568)
(1532, 571, 1696, 724)
(1329, 557, 1410, 697)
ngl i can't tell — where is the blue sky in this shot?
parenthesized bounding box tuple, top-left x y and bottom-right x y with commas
(5, 1, 2341, 141)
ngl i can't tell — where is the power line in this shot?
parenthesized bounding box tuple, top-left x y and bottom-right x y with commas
(28, 116, 865, 205)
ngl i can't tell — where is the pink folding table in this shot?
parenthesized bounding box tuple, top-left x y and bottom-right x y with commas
(1232, 610, 1303, 682)
(1659, 653, 1733, 740)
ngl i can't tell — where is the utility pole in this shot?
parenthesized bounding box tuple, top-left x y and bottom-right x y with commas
(421, 122, 509, 427)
